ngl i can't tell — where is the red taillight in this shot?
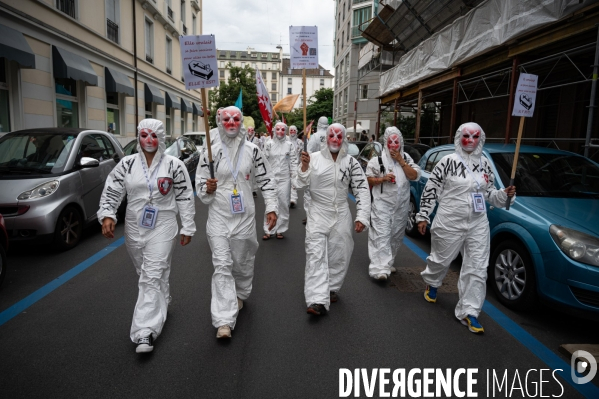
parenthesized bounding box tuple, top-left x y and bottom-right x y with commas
(17, 205, 30, 215)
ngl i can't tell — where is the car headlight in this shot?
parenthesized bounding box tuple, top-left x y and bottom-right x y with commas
(17, 180, 60, 200)
(549, 225, 599, 267)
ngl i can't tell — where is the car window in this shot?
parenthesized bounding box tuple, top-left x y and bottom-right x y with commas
(99, 135, 115, 157)
(0, 133, 78, 174)
(185, 140, 197, 153)
(78, 134, 109, 161)
(348, 143, 359, 156)
(426, 149, 453, 172)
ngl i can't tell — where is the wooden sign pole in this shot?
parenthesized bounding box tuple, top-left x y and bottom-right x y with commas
(200, 88, 215, 179)
(302, 68, 307, 151)
(506, 116, 525, 210)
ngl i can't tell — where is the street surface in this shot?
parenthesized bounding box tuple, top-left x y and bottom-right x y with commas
(1, 191, 598, 398)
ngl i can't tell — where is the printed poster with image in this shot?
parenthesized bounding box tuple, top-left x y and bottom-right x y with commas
(512, 73, 538, 117)
(289, 26, 319, 69)
(180, 35, 219, 90)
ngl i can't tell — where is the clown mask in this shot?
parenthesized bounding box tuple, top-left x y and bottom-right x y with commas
(139, 128, 158, 153)
(460, 126, 481, 153)
(387, 133, 401, 152)
(247, 127, 255, 137)
(275, 123, 287, 140)
(221, 107, 242, 138)
(327, 126, 344, 153)
(289, 126, 298, 139)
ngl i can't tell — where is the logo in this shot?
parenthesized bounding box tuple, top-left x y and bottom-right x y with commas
(188, 60, 214, 80)
(300, 42, 309, 56)
(519, 93, 533, 110)
(571, 350, 597, 385)
(157, 177, 173, 195)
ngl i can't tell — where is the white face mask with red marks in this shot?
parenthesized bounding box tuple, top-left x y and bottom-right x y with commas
(289, 126, 298, 139)
(387, 133, 401, 152)
(274, 123, 287, 140)
(220, 107, 243, 138)
(247, 127, 255, 137)
(139, 128, 158, 153)
(327, 126, 344, 153)
(460, 126, 481, 153)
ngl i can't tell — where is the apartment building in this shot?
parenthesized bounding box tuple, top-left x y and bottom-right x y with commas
(0, 0, 204, 145)
(332, 0, 381, 137)
(280, 58, 333, 110)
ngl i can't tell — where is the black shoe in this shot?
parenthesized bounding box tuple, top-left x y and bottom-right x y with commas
(136, 335, 153, 353)
(330, 291, 338, 303)
(253, 192, 257, 198)
(307, 303, 326, 316)
(290, 202, 295, 208)
(302, 218, 307, 225)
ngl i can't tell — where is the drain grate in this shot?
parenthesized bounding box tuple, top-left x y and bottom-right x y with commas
(389, 267, 460, 293)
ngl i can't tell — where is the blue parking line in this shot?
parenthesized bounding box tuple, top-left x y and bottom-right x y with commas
(349, 193, 598, 397)
(0, 236, 125, 327)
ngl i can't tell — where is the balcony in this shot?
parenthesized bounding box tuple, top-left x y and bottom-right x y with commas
(353, 0, 372, 4)
(191, 0, 200, 11)
(142, 1, 179, 35)
(56, 0, 76, 18)
(167, 6, 174, 21)
(146, 54, 153, 63)
(352, 21, 371, 41)
(180, 20, 187, 35)
(107, 19, 119, 44)
(166, 67, 172, 74)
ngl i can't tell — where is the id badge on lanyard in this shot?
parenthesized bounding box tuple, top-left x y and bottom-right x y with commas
(471, 192, 486, 213)
(139, 205, 159, 228)
(229, 190, 245, 214)
(221, 139, 246, 215)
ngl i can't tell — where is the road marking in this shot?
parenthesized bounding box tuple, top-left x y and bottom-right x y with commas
(0, 237, 125, 327)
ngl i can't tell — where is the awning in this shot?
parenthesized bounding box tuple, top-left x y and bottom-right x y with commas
(105, 67, 134, 96)
(0, 24, 35, 68)
(52, 45, 97, 86)
(181, 98, 192, 113)
(192, 102, 204, 117)
(144, 83, 164, 105)
(165, 91, 181, 110)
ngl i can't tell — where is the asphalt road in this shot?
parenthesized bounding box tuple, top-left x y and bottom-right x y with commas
(1, 190, 598, 398)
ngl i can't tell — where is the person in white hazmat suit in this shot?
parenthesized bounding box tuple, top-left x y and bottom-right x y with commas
(302, 116, 329, 224)
(196, 106, 278, 339)
(416, 122, 516, 334)
(98, 119, 196, 353)
(262, 122, 298, 239)
(296, 123, 371, 315)
(366, 127, 421, 280)
(288, 125, 303, 208)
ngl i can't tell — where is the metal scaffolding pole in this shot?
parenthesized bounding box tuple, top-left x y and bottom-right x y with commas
(584, 25, 599, 158)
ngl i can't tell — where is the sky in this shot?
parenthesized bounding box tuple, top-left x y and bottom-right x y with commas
(203, 0, 336, 73)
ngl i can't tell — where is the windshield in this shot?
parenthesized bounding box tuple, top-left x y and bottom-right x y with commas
(0, 133, 77, 175)
(491, 152, 599, 198)
(164, 139, 181, 156)
(348, 144, 359, 156)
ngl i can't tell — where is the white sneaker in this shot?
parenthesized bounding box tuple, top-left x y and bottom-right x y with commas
(238, 298, 244, 310)
(375, 274, 388, 281)
(216, 325, 232, 339)
(390, 266, 397, 273)
(135, 336, 153, 353)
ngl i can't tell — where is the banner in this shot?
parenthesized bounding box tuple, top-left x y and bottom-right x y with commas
(289, 26, 319, 69)
(512, 73, 538, 117)
(180, 35, 218, 90)
(255, 68, 274, 133)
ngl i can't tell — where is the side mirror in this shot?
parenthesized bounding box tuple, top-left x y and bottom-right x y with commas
(80, 157, 100, 168)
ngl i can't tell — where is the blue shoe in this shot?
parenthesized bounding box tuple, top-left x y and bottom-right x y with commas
(461, 315, 484, 334)
(424, 285, 437, 303)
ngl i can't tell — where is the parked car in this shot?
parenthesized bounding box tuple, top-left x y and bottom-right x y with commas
(408, 144, 599, 316)
(356, 141, 430, 171)
(122, 136, 200, 181)
(0, 128, 125, 250)
(183, 131, 205, 148)
(348, 143, 360, 158)
(0, 213, 7, 288)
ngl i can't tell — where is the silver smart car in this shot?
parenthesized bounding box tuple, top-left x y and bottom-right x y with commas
(0, 128, 124, 250)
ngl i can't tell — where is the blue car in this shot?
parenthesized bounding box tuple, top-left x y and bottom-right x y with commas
(407, 144, 599, 315)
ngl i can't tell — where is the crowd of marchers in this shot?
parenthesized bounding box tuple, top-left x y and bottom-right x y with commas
(97, 106, 516, 353)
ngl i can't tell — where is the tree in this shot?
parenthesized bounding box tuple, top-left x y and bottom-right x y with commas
(306, 88, 333, 123)
(208, 64, 263, 130)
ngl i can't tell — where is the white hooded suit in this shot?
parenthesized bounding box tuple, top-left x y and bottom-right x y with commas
(98, 119, 196, 342)
(288, 126, 303, 204)
(416, 122, 515, 320)
(295, 124, 371, 310)
(303, 117, 329, 216)
(196, 122, 278, 329)
(366, 127, 421, 277)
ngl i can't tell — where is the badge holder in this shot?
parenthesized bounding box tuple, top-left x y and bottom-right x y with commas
(139, 203, 159, 229)
(471, 192, 486, 213)
(229, 186, 245, 214)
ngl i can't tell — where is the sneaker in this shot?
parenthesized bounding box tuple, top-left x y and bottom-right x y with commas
(302, 218, 307, 225)
(252, 192, 257, 198)
(136, 336, 153, 353)
(390, 266, 397, 273)
(330, 291, 338, 303)
(306, 303, 326, 316)
(424, 285, 437, 303)
(461, 315, 484, 334)
(238, 298, 244, 310)
(290, 202, 295, 208)
(216, 325, 232, 339)
(375, 274, 388, 281)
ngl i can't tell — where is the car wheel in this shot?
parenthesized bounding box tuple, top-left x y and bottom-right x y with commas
(489, 239, 537, 311)
(0, 244, 6, 288)
(53, 206, 83, 251)
(405, 196, 419, 238)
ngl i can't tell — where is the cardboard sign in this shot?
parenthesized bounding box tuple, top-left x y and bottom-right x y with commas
(289, 26, 319, 69)
(512, 73, 538, 117)
(180, 35, 218, 90)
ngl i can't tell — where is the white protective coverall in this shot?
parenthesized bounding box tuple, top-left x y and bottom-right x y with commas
(296, 123, 371, 310)
(366, 127, 421, 278)
(263, 123, 298, 235)
(303, 116, 329, 215)
(288, 126, 303, 205)
(196, 112, 278, 329)
(416, 122, 515, 320)
(98, 119, 196, 342)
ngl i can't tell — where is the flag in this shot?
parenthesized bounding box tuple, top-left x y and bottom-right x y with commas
(303, 120, 314, 139)
(282, 114, 286, 124)
(234, 89, 243, 111)
(255, 68, 274, 134)
(272, 94, 300, 113)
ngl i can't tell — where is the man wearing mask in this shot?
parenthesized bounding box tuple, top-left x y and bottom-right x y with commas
(416, 122, 516, 334)
(296, 123, 371, 316)
(288, 125, 302, 208)
(302, 116, 329, 224)
(367, 127, 421, 281)
(196, 106, 278, 339)
(98, 119, 196, 353)
(263, 122, 298, 239)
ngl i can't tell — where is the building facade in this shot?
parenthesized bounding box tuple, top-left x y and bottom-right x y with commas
(332, 0, 381, 138)
(0, 0, 205, 146)
(280, 58, 333, 110)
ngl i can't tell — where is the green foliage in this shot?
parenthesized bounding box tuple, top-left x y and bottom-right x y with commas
(306, 88, 333, 122)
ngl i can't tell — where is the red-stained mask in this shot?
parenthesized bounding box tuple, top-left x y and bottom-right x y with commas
(247, 127, 255, 137)
(275, 123, 286, 140)
(139, 128, 158, 153)
(327, 126, 344, 153)
(460, 126, 481, 152)
(387, 133, 401, 152)
(221, 107, 242, 138)
(289, 126, 298, 138)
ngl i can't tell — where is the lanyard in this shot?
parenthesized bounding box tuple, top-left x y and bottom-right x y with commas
(220, 138, 245, 195)
(140, 153, 163, 202)
(456, 153, 481, 191)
